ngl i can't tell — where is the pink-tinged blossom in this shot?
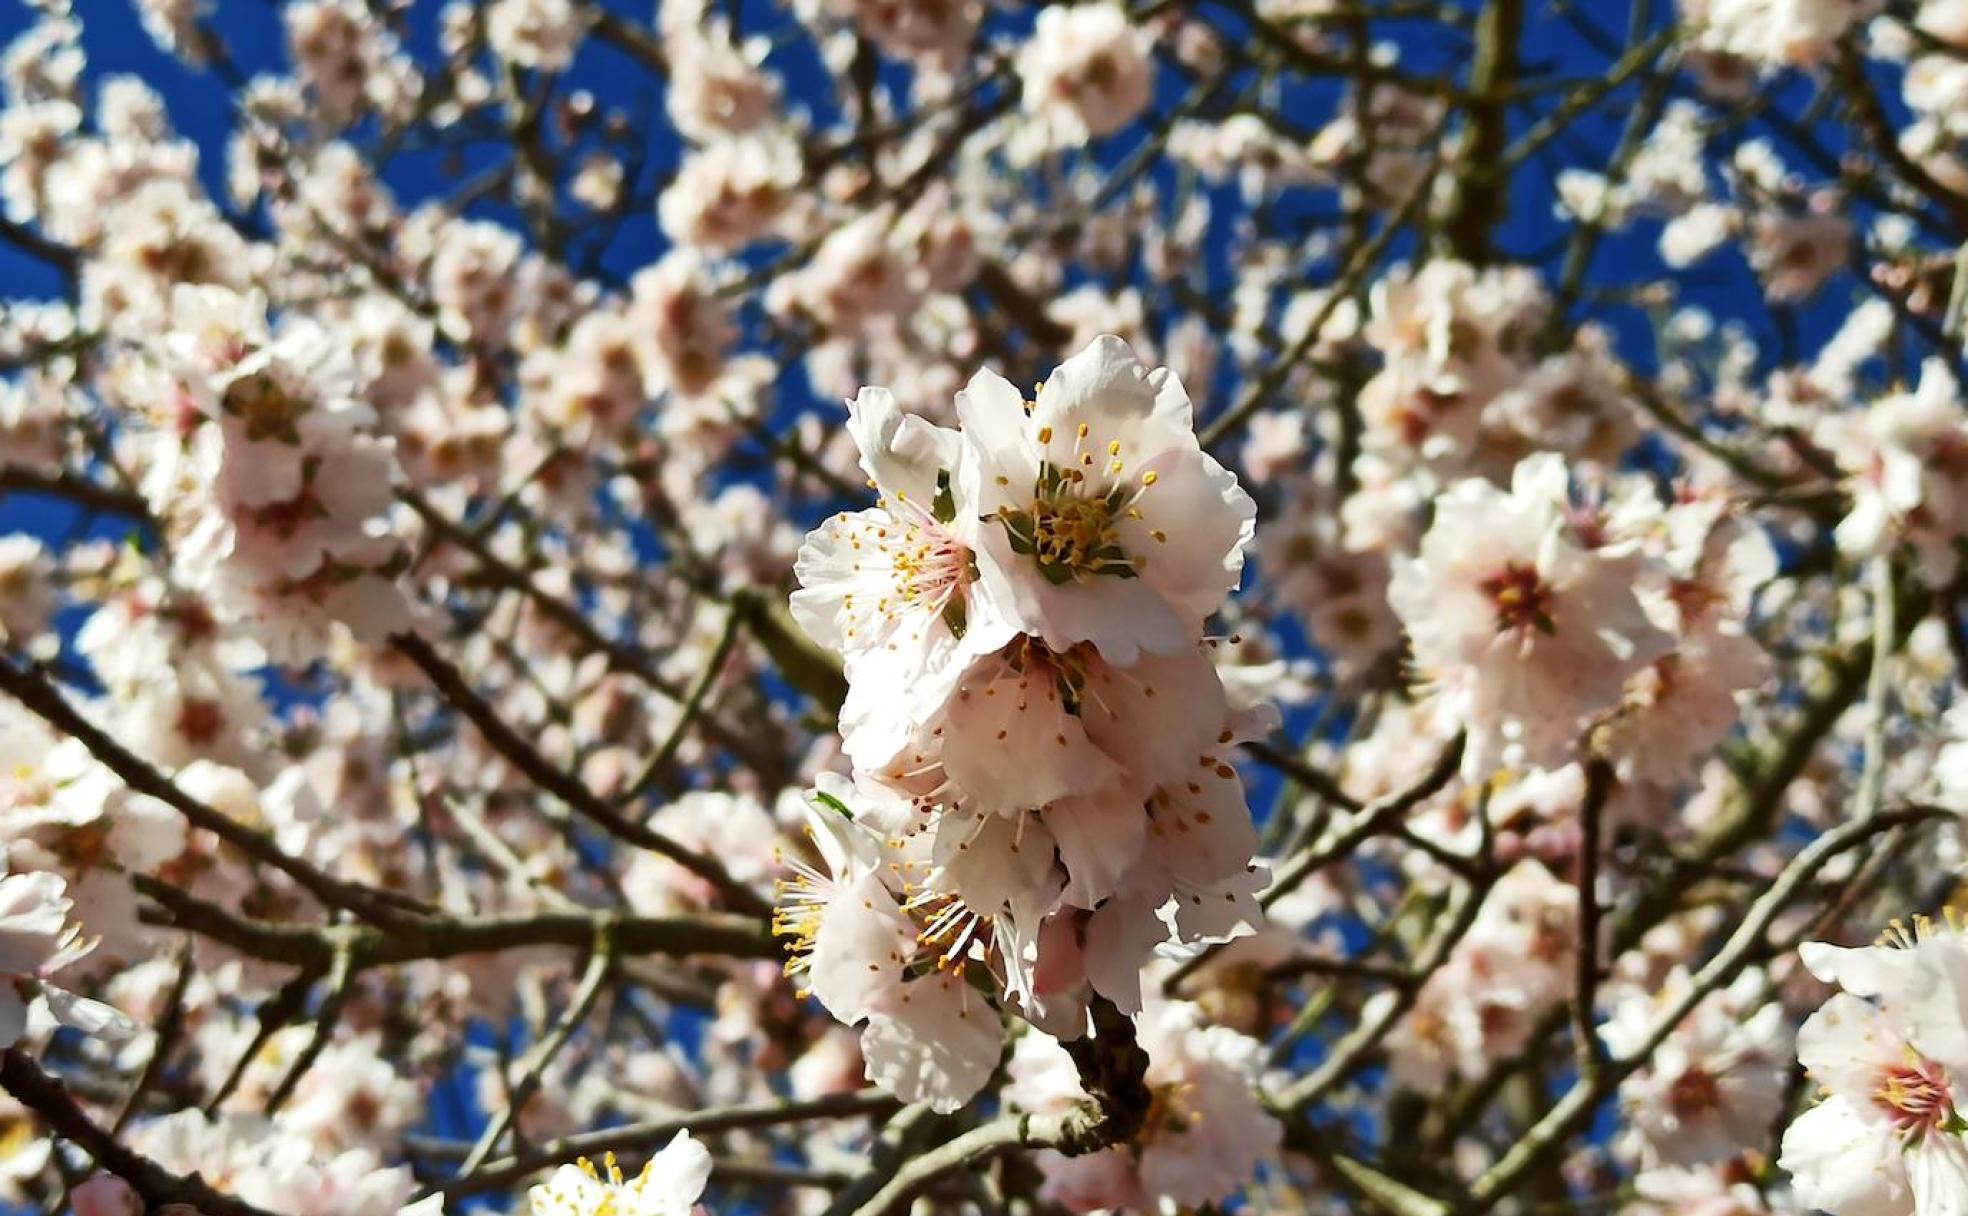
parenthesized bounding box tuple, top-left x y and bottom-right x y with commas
(657, 137, 800, 252)
(774, 784, 1006, 1112)
(1356, 259, 1547, 469)
(68, 1175, 143, 1216)
(1604, 969, 1792, 1168)
(828, 0, 980, 68)
(1779, 922, 1968, 1214)
(1817, 359, 1968, 581)
(629, 250, 736, 400)
(659, 0, 779, 140)
(960, 335, 1256, 666)
(1005, 999, 1281, 1212)
(792, 386, 1018, 770)
(1389, 454, 1673, 778)
(1017, 4, 1155, 146)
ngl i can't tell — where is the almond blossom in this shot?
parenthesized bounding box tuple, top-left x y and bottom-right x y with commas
(1, 3, 1965, 1214)
(959, 336, 1256, 665)
(527, 1131, 711, 1216)
(0, 865, 132, 1049)
(1780, 922, 1968, 1214)
(1389, 454, 1672, 778)
(773, 785, 1008, 1112)
(782, 338, 1263, 1112)
(1004, 999, 1281, 1211)
(1017, 4, 1156, 146)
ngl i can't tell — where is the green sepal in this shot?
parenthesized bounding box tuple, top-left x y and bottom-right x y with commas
(941, 594, 968, 641)
(932, 469, 957, 525)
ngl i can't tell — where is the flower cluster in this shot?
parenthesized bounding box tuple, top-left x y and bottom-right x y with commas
(3, 0, 1968, 1212)
(1780, 921, 1968, 1214)
(1389, 450, 1770, 784)
(1004, 999, 1281, 1212)
(138, 285, 414, 664)
(132, 1108, 441, 1216)
(781, 335, 1263, 1112)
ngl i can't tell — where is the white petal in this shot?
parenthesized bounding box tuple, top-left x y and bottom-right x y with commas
(861, 974, 1001, 1113)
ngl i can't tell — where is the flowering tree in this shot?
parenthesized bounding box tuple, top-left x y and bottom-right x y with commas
(10, 0, 1968, 1212)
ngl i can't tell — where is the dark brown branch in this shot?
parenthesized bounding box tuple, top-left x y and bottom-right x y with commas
(0, 1049, 282, 1216)
(0, 465, 151, 518)
(0, 658, 417, 926)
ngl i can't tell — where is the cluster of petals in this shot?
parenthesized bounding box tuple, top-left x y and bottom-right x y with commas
(0, 863, 132, 1049)
(784, 335, 1263, 1111)
(137, 284, 414, 664)
(1779, 920, 1968, 1214)
(1003, 999, 1282, 1212)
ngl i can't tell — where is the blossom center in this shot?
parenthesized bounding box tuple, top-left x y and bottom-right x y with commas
(1143, 1080, 1197, 1138)
(1032, 494, 1115, 573)
(904, 887, 995, 978)
(222, 369, 310, 445)
(1668, 1066, 1722, 1118)
(1873, 1056, 1956, 1134)
(889, 522, 970, 610)
(1480, 562, 1556, 635)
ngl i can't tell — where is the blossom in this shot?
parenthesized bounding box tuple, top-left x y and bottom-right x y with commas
(134, 1109, 438, 1216)
(629, 250, 736, 400)
(1604, 969, 1791, 1167)
(959, 335, 1256, 666)
(1679, 0, 1879, 70)
(1389, 454, 1672, 777)
(791, 386, 1017, 768)
(830, 0, 980, 66)
(659, 1, 779, 139)
(139, 288, 413, 663)
(1018, 4, 1155, 145)
(0, 866, 132, 1049)
(1817, 359, 1968, 581)
(657, 137, 799, 252)
(1356, 259, 1547, 468)
(485, 0, 588, 71)
(1004, 999, 1281, 1211)
(773, 785, 1006, 1112)
(1779, 922, 1968, 1214)
(767, 211, 916, 336)
(1378, 860, 1578, 1088)
(69, 1175, 143, 1216)
(1748, 208, 1850, 303)
(527, 1132, 711, 1216)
